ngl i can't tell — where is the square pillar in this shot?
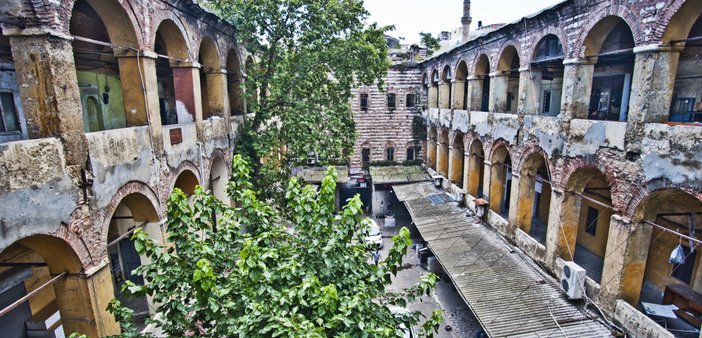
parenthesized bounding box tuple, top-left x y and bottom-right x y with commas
(438, 82, 451, 109)
(428, 85, 438, 109)
(427, 136, 436, 169)
(625, 46, 682, 153)
(9, 34, 87, 165)
(560, 58, 595, 123)
(462, 152, 470, 191)
(489, 73, 509, 113)
(54, 265, 120, 337)
(447, 145, 455, 184)
(506, 173, 521, 237)
(466, 77, 483, 111)
(204, 70, 228, 118)
(452, 80, 466, 110)
(600, 216, 652, 311)
(518, 68, 542, 115)
(544, 189, 571, 265)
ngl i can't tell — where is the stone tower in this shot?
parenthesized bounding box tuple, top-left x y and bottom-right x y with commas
(461, 0, 472, 43)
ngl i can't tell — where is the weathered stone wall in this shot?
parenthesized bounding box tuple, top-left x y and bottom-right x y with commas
(417, 0, 702, 336)
(0, 1, 246, 335)
(351, 64, 423, 169)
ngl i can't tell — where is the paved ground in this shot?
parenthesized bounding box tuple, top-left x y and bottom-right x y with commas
(378, 220, 484, 338)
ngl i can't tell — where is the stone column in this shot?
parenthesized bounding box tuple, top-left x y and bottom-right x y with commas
(518, 67, 542, 116)
(204, 69, 228, 118)
(428, 85, 439, 109)
(466, 76, 483, 111)
(462, 151, 470, 191)
(489, 72, 509, 113)
(626, 45, 682, 153)
(507, 173, 523, 236)
(447, 145, 455, 185)
(452, 80, 466, 110)
(438, 82, 451, 109)
(9, 34, 87, 166)
(600, 215, 653, 311)
(427, 135, 436, 169)
(134, 52, 165, 154)
(544, 188, 571, 266)
(435, 140, 442, 172)
(54, 265, 120, 336)
(559, 58, 595, 123)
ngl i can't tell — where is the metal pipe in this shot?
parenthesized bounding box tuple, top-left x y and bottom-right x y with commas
(0, 271, 67, 319)
(571, 191, 613, 210)
(107, 221, 149, 248)
(671, 35, 702, 44)
(643, 220, 702, 246)
(0, 262, 47, 267)
(587, 47, 634, 58)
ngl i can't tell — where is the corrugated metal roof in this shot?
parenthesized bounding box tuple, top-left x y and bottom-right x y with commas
(394, 182, 613, 338)
(369, 165, 430, 185)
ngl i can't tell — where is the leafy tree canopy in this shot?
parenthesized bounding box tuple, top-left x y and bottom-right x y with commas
(105, 155, 442, 337)
(419, 32, 440, 56)
(207, 0, 392, 198)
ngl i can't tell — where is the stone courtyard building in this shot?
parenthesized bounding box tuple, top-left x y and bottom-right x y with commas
(415, 0, 702, 336)
(0, 0, 249, 336)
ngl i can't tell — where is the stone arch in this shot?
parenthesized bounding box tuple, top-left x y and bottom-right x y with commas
(557, 166, 615, 283)
(466, 137, 486, 197)
(496, 44, 521, 113)
(660, 0, 702, 45)
(441, 64, 452, 82)
(198, 35, 224, 118)
(69, 0, 146, 132)
(497, 43, 521, 72)
(171, 161, 202, 196)
(471, 53, 491, 112)
(154, 18, 194, 125)
(69, 0, 141, 48)
(209, 152, 230, 205)
(450, 132, 465, 186)
(515, 146, 553, 244)
(578, 15, 637, 121)
(103, 183, 162, 326)
(576, 13, 640, 58)
(0, 234, 116, 336)
(529, 32, 566, 115)
(527, 27, 568, 63)
(619, 188, 702, 306)
(488, 142, 513, 216)
(557, 156, 628, 213)
(226, 48, 245, 115)
(153, 18, 190, 60)
(101, 181, 163, 245)
(437, 128, 450, 177)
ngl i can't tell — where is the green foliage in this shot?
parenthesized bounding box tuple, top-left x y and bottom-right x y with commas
(209, 0, 392, 198)
(412, 115, 427, 144)
(419, 32, 441, 56)
(109, 155, 441, 337)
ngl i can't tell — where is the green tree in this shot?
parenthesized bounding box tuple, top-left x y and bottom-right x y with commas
(208, 0, 392, 198)
(109, 155, 442, 337)
(419, 32, 441, 56)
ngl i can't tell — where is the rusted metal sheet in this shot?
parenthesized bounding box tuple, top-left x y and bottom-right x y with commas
(169, 127, 183, 145)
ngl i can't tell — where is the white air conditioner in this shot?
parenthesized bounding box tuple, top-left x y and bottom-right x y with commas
(560, 261, 586, 299)
(432, 175, 443, 187)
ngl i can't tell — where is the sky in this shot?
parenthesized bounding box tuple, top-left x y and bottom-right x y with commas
(364, 0, 564, 44)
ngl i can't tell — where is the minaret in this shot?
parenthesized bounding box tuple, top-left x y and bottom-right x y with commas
(461, 0, 472, 43)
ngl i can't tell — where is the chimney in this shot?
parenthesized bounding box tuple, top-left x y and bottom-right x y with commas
(461, 0, 472, 43)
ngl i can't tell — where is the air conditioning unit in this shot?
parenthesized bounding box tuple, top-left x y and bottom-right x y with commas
(432, 175, 443, 187)
(560, 261, 586, 299)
